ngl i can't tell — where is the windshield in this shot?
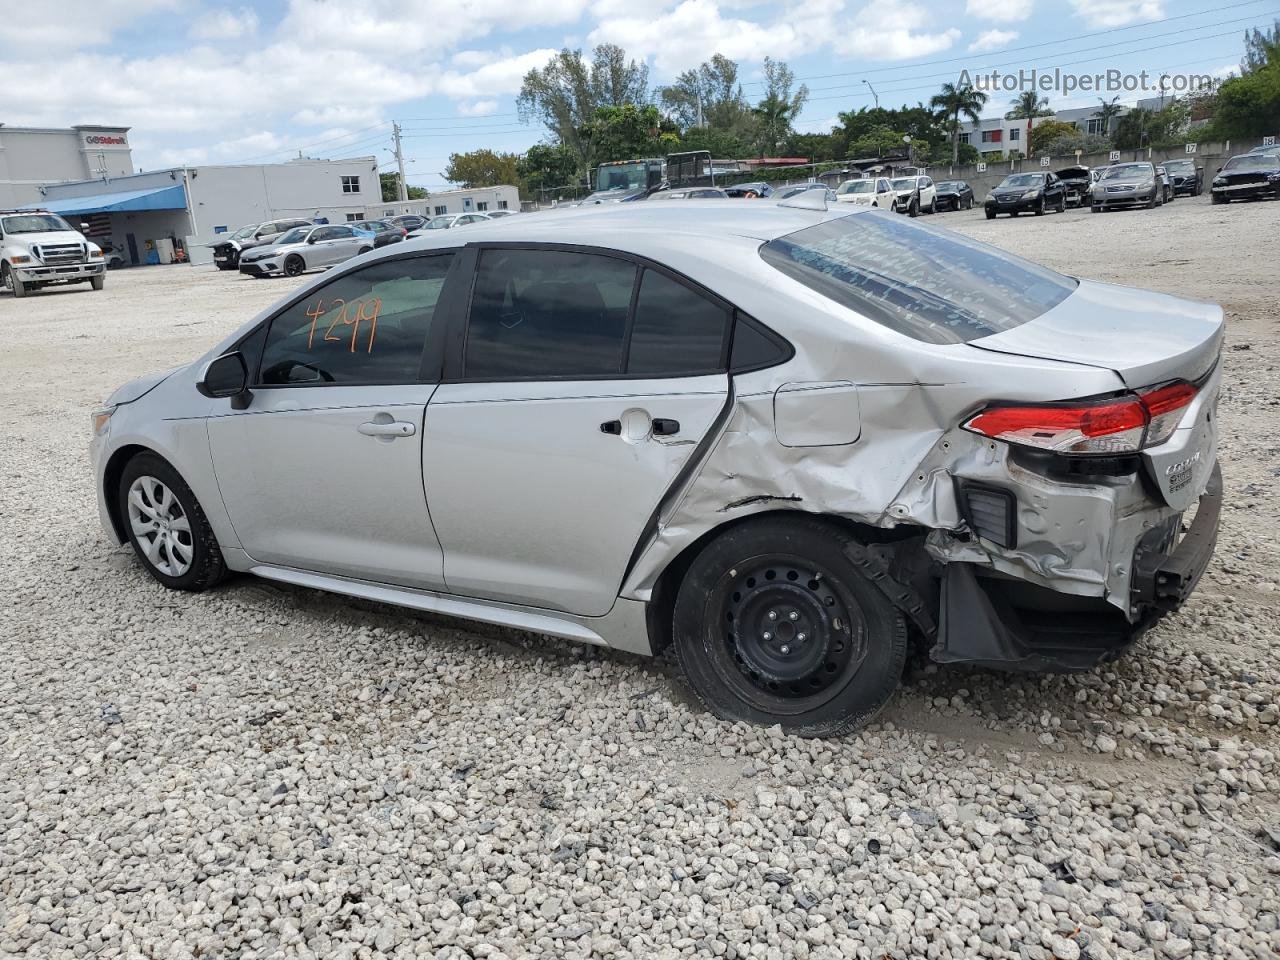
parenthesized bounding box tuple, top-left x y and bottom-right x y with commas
(999, 174, 1044, 188)
(935, 182, 959, 191)
(1223, 154, 1280, 171)
(759, 215, 1076, 345)
(1164, 160, 1195, 172)
(890, 178, 915, 190)
(595, 161, 650, 193)
(1101, 163, 1153, 181)
(275, 228, 309, 245)
(1, 214, 73, 234)
(426, 216, 454, 229)
(229, 225, 258, 241)
(838, 181, 875, 194)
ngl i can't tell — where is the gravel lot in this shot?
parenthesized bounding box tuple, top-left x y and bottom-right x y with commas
(2, 195, 1277, 960)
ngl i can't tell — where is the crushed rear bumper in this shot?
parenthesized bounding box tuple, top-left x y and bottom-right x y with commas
(931, 462, 1222, 672)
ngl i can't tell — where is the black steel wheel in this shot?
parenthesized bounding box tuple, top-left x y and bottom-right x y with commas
(672, 516, 907, 736)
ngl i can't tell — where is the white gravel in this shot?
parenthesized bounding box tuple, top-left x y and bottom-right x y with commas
(1, 196, 1278, 960)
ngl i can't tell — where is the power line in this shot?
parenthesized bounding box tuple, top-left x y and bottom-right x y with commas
(231, 121, 392, 164)
(738, 0, 1276, 88)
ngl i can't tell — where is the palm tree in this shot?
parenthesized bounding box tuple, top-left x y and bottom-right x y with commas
(752, 94, 799, 156)
(930, 82, 988, 165)
(1006, 91, 1052, 143)
(1093, 96, 1123, 138)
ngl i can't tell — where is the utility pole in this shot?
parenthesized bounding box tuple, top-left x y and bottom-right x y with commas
(696, 89, 705, 129)
(392, 121, 408, 202)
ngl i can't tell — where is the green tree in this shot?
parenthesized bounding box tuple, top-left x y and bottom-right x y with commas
(578, 104, 678, 166)
(516, 144, 580, 197)
(929, 82, 988, 165)
(1027, 119, 1079, 154)
(517, 44, 649, 164)
(678, 125, 755, 159)
(659, 54, 753, 134)
(1006, 91, 1053, 146)
(783, 130, 843, 162)
(1211, 65, 1280, 138)
(443, 149, 521, 188)
(1112, 103, 1190, 149)
(752, 58, 808, 155)
(1093, 96, 1123, 139)
(1242, 19, 1280, 73)
(378, 172, 427, 202)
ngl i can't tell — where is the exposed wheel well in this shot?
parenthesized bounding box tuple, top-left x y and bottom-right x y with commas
(645, 509, 920, 656)
(102, 444, 156, 543)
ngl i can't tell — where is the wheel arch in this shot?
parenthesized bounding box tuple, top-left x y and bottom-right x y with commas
(644, 509, 921, 656)
(102, 443, 158, 543)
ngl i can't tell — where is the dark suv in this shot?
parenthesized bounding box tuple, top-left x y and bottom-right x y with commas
(1162, 159, 1203, 197)
(984, 172, 1067, 218)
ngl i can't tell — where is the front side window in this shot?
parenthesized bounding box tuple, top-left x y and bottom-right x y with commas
(464, 249, 635, 379)
(760, 215, 1076, 345)
(256, 255, 455, 386)
(341, 175, 360, 194)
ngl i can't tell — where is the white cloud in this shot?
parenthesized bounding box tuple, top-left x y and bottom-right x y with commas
(0, 0, 178, 49)
(968, 28, 1018, 51)
(458, 100, 500, 116)
(830, 3, 961, 61)
(965, 0, 1033, 22)
(431, 48, 558, 98)
(1067, 0, 1162, 27)
(189, 7, 259, 40)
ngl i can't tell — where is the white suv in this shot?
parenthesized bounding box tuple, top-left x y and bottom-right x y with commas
(0, 210, 106, 298)
(835, 178, 896, 208)
(889, 175, 937, 216)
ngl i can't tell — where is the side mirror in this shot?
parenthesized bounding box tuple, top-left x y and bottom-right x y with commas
(307, 236, 319, 244)
(80, 222, 91, 232)
(197, 351, 251, 408)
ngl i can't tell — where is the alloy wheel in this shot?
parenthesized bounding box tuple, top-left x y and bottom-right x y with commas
(126, 476, 193, 577)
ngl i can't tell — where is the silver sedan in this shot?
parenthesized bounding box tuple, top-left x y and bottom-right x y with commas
(92, 200, 1224, 735)
(238, 224, 373, 278)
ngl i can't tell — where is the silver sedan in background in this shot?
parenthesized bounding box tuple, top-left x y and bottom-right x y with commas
(238, 224, 373, 278)
(92, 202, 1223, 735)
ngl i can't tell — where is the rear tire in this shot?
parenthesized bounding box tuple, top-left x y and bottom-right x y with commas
(927, 196, 936, 214)
(672, 516, 908, 737)
(117, 452, 227, 592)
(90, 274, 105, 291)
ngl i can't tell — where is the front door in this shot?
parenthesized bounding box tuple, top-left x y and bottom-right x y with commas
(207, 252, 457, 588)
(423, 246, 733, 616)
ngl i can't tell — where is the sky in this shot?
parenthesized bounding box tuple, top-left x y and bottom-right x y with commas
(0, 0, 1270, 188)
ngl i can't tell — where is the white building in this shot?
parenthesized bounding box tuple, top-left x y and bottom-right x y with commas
(0, 124, 134, 208)
(954, 116, 1030, 156)
(29, 157, 381, 266)
(366, 185, 521, 220)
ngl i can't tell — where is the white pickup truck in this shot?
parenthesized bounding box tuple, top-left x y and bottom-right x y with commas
(0, 209, 106, 298)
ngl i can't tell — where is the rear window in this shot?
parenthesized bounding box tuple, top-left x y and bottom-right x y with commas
(759, 214, 1077, 344)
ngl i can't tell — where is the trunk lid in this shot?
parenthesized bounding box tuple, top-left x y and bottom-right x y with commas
(968, 278, 1223, 388)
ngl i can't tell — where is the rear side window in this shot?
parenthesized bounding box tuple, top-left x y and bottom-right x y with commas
(465, 249, 635, 378)
(256, 254, 454, 385)
(626, 270, 728, 376)
(760, 215, 1076, 344)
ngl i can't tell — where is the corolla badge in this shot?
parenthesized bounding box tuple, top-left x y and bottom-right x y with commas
(1165, 451, 1201, 476)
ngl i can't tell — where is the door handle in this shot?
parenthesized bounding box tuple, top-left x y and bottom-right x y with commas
(652, 418, 680, 436)
(358, 420, 415, 438)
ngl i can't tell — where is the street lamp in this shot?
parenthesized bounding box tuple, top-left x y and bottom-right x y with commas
(863, 79, 880, 108)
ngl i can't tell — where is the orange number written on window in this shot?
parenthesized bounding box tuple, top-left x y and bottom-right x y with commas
(304, 297, 382, 354)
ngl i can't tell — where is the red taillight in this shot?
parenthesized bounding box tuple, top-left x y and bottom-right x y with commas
(964, 382, 1197, 455)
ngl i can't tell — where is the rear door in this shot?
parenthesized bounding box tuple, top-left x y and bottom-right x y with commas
(422, 245, 733, 616)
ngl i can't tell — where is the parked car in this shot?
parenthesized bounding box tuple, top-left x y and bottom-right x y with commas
(889, 175, 937, 216)
(984, 172, 1067, 218)
(210, 218, 314, 271)
(1162, 159, 1203, 197)
(774, 182, 839, 203)
(1210, 152, 1280, 203)
(834, 177, 896, 209)
(89, 203, 1225, 735)
(412, 213, 493, 234)
(1246, 142, 1280, 156)
(648, 187, 729, 200)
(724, 182, 774, 198)
(933, 180, 975, 211)
(483, 209, 517, 218)
(349, 219, 406, 249)
(237, 224, 372, 278)
(1155, 166, 1175, 204)
(1054, 166, 1092, 207)
(389, 215, 428, 233)
(1091, 162, 1162, 211)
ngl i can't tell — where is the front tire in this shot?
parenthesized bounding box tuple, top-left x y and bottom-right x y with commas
(118, 453, 227, 592)
(283, 254, 305, 277)
(1035, 197, 1046, 216)
(985, 208, 996, 220)
(672, 517, 908, 737)
(90, 274, 105, 291)
(908, 197, 919, 218)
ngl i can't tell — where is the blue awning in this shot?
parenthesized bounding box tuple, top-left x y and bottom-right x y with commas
(25, 185, 188, 215)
